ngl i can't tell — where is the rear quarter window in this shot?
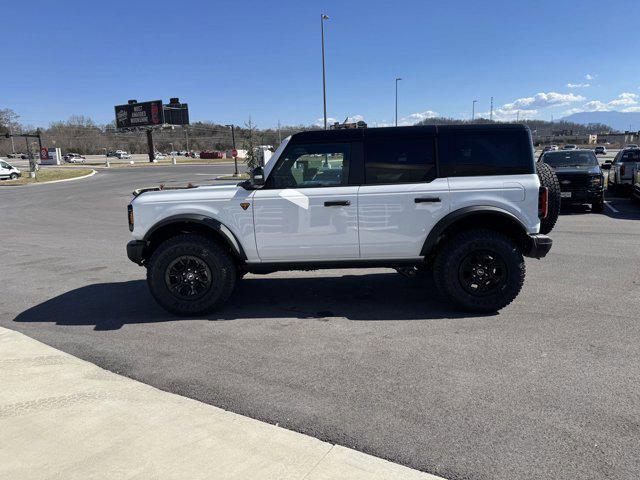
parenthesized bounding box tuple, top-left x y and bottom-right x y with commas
(621, 150, 640, 162)
(438, 130, 534, 177)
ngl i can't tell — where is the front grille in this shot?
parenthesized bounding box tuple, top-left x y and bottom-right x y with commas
(556, 173, 592, 192)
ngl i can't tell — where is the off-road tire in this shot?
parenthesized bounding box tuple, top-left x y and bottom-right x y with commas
(147, 234, 236, 316)
(592, 198, 605, 213)
(9, 173, 18, 180)
(536, 161, 561, 234)
(434, 229, 525, 312)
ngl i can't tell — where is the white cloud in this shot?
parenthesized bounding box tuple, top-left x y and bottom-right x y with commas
(400, 110, 438, 125)
(563, 93, 639, 114)
(567, 83, 590, 88)
(503, 92, 585, 111)
(585, 74, 594, 80)
(487, 108, 538, 121)
(608, 92, 638, 107)
(314, 117, 337, 127)
(346, 114, 365, 123)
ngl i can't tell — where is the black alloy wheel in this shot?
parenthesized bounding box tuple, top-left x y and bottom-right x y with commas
(164, 255, 212, 300)
(458, 249, 508, 297)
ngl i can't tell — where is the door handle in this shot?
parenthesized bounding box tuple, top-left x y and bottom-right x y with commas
(324, 200, 351, 207)
(414, 197, 441, 203)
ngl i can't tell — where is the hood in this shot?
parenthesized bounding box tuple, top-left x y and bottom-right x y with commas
(552, 165, 601, 175)
(133, 183, 245, 204)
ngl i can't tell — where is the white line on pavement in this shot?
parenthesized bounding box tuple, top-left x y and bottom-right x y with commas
(604, 201, 619, 213)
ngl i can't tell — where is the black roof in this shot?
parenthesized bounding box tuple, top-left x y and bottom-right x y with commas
(290, 124, 530, 143)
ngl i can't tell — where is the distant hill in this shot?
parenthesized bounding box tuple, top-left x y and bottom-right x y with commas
(561, 111, 640, 132)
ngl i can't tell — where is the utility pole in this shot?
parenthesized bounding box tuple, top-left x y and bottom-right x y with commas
(395, 77, 402, 127)
(277, 120, 281, 144)
(490, 97, 494, 121)
(146, 128, 155, 162)
(320, 13, 330, 130)
(472, 100, 478, 121)
(185, 127, 189, 152)
(516, 110, 520, 123)
(9, 126, 15, 154)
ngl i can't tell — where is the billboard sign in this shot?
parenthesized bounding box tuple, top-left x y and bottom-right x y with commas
(114, 100, 164, 129)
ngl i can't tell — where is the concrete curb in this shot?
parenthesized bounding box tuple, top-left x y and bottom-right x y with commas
(0, 169, 97, 187)
(0, 327, 446, 480)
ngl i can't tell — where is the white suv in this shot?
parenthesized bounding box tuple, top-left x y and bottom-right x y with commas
(126, 125, 555, 315)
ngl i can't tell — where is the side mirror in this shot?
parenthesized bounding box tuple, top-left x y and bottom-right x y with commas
(601, 163, 611, 170)
(250, 166, 265, 186)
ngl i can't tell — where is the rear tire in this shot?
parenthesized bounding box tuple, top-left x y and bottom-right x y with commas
(147, 234, 236, 316)
(434, 229, 525, 312)
(536, 162, 561, 234)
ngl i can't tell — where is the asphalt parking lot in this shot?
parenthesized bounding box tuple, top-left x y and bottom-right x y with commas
(1, 164, 639, 480)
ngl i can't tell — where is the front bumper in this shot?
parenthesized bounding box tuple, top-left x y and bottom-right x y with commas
(126, 240, 146, 265)
(525, 234, 552, 259)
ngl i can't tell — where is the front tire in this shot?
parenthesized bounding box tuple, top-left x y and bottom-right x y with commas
(9, 173, 18, 180)
(434, 229, 525, 312)
(147, 234, 236, 316)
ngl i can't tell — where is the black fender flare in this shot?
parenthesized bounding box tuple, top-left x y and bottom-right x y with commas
(143, 214, 247, 260)
(420, 206, 530, 256)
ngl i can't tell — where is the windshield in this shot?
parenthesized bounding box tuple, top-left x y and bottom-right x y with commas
(542, 151, 598, 167)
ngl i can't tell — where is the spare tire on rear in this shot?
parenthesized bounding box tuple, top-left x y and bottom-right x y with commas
(536, 161, 561, 234)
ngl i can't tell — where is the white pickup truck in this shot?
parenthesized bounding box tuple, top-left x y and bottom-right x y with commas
(126, 125, 557, 315)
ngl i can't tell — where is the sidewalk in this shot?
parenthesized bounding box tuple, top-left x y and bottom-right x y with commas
(0, 327, 445, 480)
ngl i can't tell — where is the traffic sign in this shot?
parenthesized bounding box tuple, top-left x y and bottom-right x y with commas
(39, 147, 49, 160)
(232, 149, 238, 157)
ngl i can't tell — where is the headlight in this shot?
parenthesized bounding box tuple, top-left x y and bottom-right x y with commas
(590, 176, 602, 185)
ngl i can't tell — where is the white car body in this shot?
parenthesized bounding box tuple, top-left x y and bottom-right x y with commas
(130, 130, 542, 265)
(0, 160, 21, 180)
(65, 153, 85, 164)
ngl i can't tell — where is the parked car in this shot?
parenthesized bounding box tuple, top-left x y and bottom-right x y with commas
(539, 149, 605, 212)
(0, 160, 21, 180)
(126, 124, 557, 315)
(7, 153, 25, 159)
(607, 147, 640, 194)
(64, 153, 86, 164)
(594, 146, 607, 155)
(563, 144, 578, 150)
(116, 151, 131, 159)
(154, 152, 166, 160)
(106, 151, 119, 157)
(625, 144, 639, 149)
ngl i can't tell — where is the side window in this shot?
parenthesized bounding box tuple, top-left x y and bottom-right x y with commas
(621, 151, 640, 162)
(0, 162, 9, 169)
(439, 132, 533, 177)
(268, 143, 350, 189)
(364, 137, 435, 184)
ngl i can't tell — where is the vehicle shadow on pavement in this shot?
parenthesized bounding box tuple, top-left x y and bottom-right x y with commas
(13, 273, 488, 330)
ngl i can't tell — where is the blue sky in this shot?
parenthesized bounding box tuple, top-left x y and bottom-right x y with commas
(3, 0, 640, 128)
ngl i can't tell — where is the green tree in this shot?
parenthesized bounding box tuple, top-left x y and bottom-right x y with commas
(243, 117, 259, 171)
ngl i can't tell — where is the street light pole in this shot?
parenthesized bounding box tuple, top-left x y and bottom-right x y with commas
(472, 100, 478, 121)
(320, 13, 329, 130)
(395, 77, 402, 127)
